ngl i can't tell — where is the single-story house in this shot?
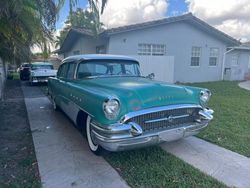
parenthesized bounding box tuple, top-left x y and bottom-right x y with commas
(55, 13, 250, 83)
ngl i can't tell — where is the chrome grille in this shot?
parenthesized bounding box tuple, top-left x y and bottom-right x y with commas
(126, 107, 200, 131)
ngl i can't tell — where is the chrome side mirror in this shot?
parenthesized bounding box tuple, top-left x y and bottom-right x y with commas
(147, 73, 155, 80)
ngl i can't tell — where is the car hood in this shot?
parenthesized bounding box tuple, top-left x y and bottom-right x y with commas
(76, 77, 200, 113)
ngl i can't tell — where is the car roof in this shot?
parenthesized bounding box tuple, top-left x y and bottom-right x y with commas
(62, 54, 138, 63)
(21, 63, 31, 66)
(31, 62, 53, 65)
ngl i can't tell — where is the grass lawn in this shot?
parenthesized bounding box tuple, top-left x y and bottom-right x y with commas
(7, 72, 20, 80)
(0, 80, 41, 188)
(188, 81, 250, 157)
(105, 146, 225, 188)
(12, 72, 20, 80)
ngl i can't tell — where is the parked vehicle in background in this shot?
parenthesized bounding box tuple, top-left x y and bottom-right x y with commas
(19, 63, 31, 80)
(48, 54, 214, 155)
(30, 62, 57, 85)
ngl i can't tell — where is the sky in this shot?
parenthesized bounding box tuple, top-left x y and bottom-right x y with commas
(56, 0, 188, 29)
(56, 0, 250, 42)
(47, 0, 250, 54)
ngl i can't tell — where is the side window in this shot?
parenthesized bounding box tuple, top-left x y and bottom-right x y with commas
(66, 63, 76, 79)
(57, 63, 68, 78)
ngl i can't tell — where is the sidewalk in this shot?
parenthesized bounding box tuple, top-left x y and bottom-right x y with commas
(161, 137, 250, 188)
(238, 80, 250, 90)
(21, 82, 128, 188)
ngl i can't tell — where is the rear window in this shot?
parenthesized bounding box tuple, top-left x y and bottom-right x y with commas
(31, 64, 53, 70)
(22, 64, 31, 68)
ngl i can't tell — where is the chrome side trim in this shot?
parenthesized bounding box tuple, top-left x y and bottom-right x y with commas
(121, 104, 202, 123)
(145, 114, 190, 124)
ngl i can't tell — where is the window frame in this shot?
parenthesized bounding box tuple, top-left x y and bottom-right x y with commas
(57, 63, 69, 78)
(231, 53, 240, 66)
(65, 62, 77, 79)
(57, 61, 77, 79)
(75, 59, 141, 79)
(209, 47, 219, 67)
(137, 43, 166, 56)
(190, 46, 202, 67)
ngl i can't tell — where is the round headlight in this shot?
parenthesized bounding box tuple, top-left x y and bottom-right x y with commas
(200, 90, 211, 107)
(103, 99, 120, 120)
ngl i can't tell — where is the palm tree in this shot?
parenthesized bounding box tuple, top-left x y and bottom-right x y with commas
(0, 0, 58, 77)
(58, 0, 108, 32)
(0, 0, 108, 78)
(55, 0, 108, 49)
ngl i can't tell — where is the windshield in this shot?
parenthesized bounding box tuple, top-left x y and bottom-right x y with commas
(22, 64, 31, 68)
(31, 64, 53, 70)
(77, 60, 140, 79)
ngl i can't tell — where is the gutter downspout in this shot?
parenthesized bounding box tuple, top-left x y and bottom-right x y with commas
(221, 48, 235, 80)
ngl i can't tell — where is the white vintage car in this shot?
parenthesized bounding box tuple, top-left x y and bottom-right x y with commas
(30, 62, 57, 85)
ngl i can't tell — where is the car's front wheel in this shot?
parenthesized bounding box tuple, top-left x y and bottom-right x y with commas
(86, 115, 104, 155)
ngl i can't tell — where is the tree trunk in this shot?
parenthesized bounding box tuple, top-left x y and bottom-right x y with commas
(1, 58, 7, 101)
(2, 59, 7, 79)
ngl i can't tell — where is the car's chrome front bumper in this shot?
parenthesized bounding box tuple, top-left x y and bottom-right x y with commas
(91, 108, 214, 152)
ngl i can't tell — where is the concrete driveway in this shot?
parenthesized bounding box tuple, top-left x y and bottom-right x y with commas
(21, 82, 128, 188)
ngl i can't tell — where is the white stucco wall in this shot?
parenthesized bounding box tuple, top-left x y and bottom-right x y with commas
(225, 49, 250, 80)
(132, 55, 175, 83)
(64, 36, 108, 57)
(107, 22, 228, 83)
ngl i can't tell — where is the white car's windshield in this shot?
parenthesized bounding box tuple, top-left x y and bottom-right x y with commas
(77, 60, 141, 79)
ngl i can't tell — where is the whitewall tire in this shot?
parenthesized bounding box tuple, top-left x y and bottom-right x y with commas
(86, 115, 103, 155)
(52, 97, 59, 111)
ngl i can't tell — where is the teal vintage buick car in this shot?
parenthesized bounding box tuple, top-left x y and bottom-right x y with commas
(48, 54, 213, 155)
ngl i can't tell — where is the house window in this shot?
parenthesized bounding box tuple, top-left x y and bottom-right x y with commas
(231, 54, 239, 66)
(138, 43, 166, 56)
(96, 45, 106, 54)
(191, 47, 201, 66)
(209, 48, 219, 66)
(73, 50, 80, 55)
